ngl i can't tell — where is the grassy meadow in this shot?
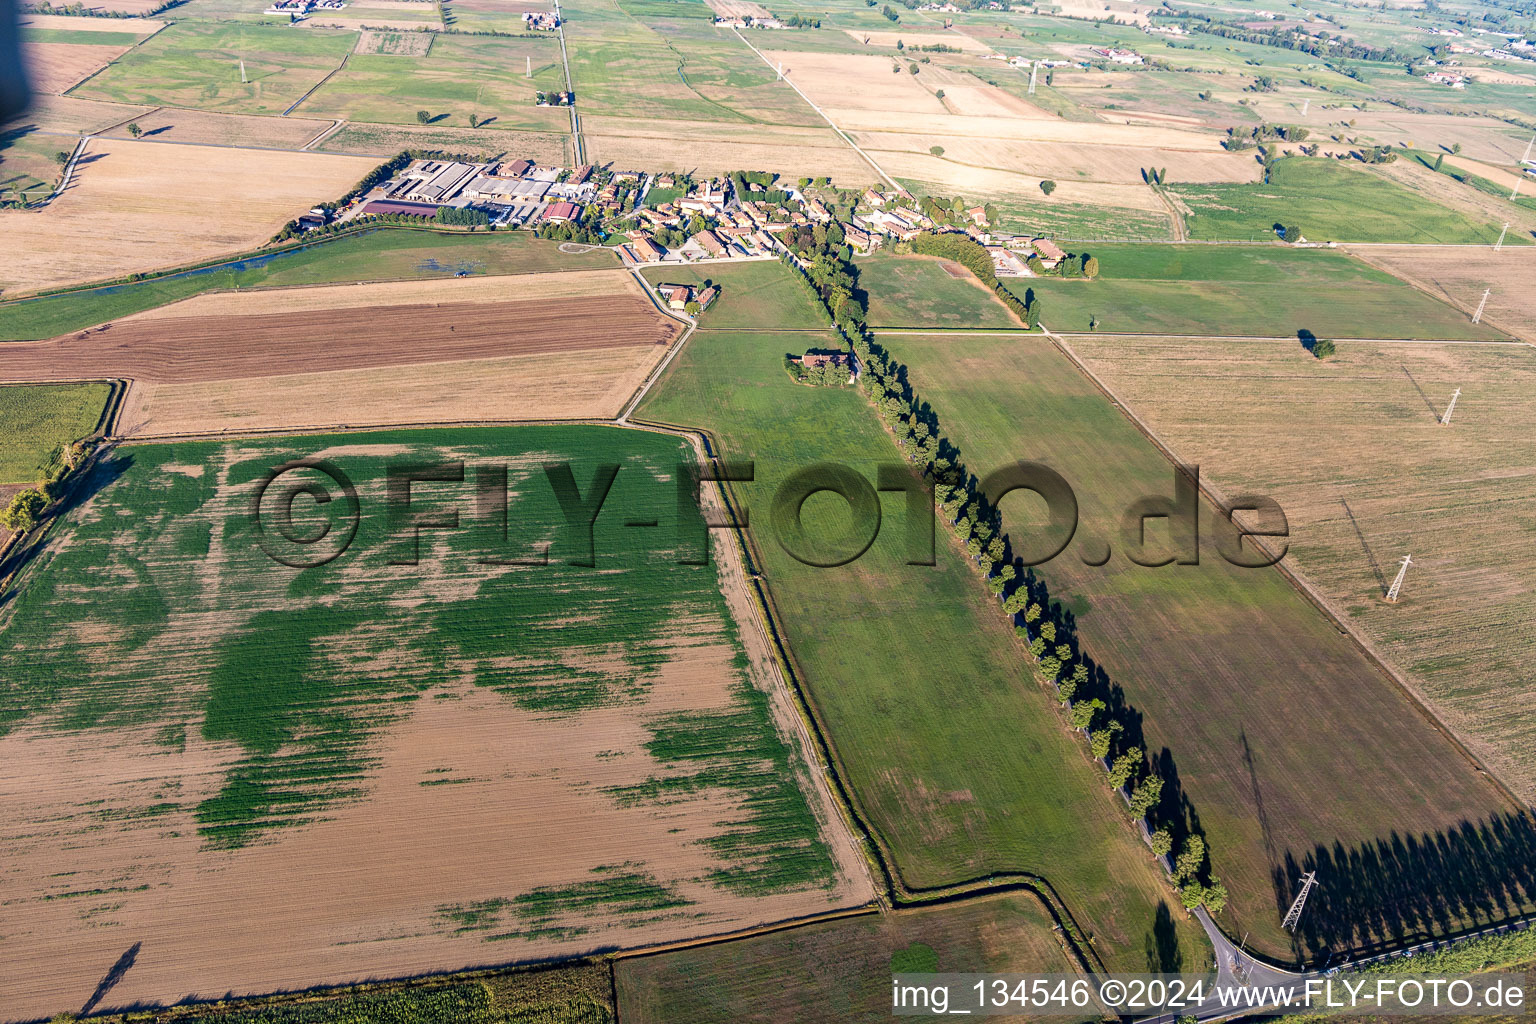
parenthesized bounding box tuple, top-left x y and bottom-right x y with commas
(640, 261, 828, 330)
(635, 327, 1210, 973)
(0, 228, 617, 341)
(857, 252, 1021, 329)
(0, 382, 111, 484)
(889, 331, 1522, 959)
(296, 33, 573, 132)
(1, 425, 838, 898)
(617, 894, 1102, 1022)
(1173, 158, 1509, 244)
(1004, 244, 1504, 340)
(72, 21, 358, 115)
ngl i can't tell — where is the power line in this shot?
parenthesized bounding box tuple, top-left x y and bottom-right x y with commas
(1441, 387, 1461, 426)
(1472, 288, 1490, 324)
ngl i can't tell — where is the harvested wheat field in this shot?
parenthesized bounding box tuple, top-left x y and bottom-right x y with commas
(708, 0, 770, 17)
(98, 108, 335, 148)
(0, 139, 377, 295)
(851, 132, 1261, 183)
(1070, 335, 1536, 803)
(24, 40, 131, 93)
(841, 29, 992, 53)
(581, 117, 873, 184)
(20, 13, 165, 31)
(1349, 245, 1536, 342)
(874, 151, 1167, 210)
(355, 27, 436, 55)
(0, 426, 872, 1022)
(1, 93, 153, 133)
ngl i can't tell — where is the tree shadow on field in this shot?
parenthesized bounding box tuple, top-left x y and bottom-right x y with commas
(81, 941, 142, 1015)
(1145, 901, 1184, 973)
(1274, 812, 1536, 965)
(0, 452, 135, 609)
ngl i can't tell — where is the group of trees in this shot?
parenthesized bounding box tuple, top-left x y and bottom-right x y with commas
(781, 13, 821, 27)
(0, 440, 89, 535)
(842, 322, 1226, 916)
(783, 353, 853, 386)
(1168, 13, 1419, 64)
(1141, 167, 1169, 185)
(434, 205, 490, 226)
(776, 241, 867, 337)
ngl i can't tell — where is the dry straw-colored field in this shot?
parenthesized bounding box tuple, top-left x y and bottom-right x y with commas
(583, 117, 875, 185)
(841, 29, 993, 52)
(707, 0, 770, 17)
(20, 13, 165, 31)
(99, 108, 336, 148)
(0, 430, 872, 1021)
(0, 139, 377, 295)
(1349, 246, 1536, 342)
(1071, 335, 1536, 803)
(3, 94, 154, 133)
(24, 40, 131, 93)
(355, 28, 437, 54)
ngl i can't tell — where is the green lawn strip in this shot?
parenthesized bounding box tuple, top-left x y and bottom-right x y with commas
(1000, 244, 1502, 340)
(856, 252, 1020, 330)
(0, 382, 112, 484)
(616, 893, 1103, 1023)
(1171, 157, 1507, 244)
(888, 331, 1518, 960)
(0, 425, 838, 902)
(640, 261, 829, 330)
(635, 327, 1210, 972)
(0, 228, 617, 341)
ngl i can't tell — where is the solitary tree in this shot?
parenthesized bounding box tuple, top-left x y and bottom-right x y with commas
(1083, 255, 1099, 278)
(468, 113, 481, 128)
(127, 122, 142, 138)
(54, 150, 71, 166)
(1433, 152, 1444, 171)
(1, 489, 47, 533)
(929, 145, 945, 157)
(684, 299, 700, 316)
(1040, 179, 1057, 195)
(1089, 313, 1100, 331)
(1282, 224, 1302, 243)
(1312, 337, 1336, 359)
(416, 109, 432, 124)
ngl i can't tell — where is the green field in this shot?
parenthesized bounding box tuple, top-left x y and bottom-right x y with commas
(857, 252, 1020, 329)
(296, 33, 573, 132)
(562, 0, 822, 125)
(0, 228, 617, 341)
(617, 894, 1099, 1022)
(635, 327, 1209, 973)
(2, 425, 837, 892)
(640, 261, 828, 329)
(72, 21, 358, 115)
(909, 184, 1176, 242)
(888, 331, 1519, 959)
(22, 26, 144, 45)
(0, 382, 111, 485)
(83, 961, 615, 1023)
(1002, 244, 1504, 340)
(1173, 158, 1508, 244)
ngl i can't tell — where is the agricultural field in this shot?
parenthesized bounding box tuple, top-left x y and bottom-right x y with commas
(889, 331, 1522, 960)
(315, 120, 571, 161)
(640, 259, 827, 330)
(295, 34, 572, 133)
(636, 327, 1211, 974)
(0, 424, 870, 1021)
(582, 118, 875, 186)
(97, 108, 335, 148)
(71, 21, 359, 116)
(0, 228, 617, 340)
(0, 382, 111, 485)
(0, 138, 377, 296)
(1002, 244, 1506, 340)
(72, 961, 616, 1024)
(0, 272, 680, 434)
(1348, 246, 1536, 343)
(617, 894, 1097, 1023)
(1069, 335, 1536, 807)
(22, 38, 133, 94)
(562, 0, 824, 126)
(856, 251, 1021, 329)
(1171, 157, 1514, 244)
(354, 28, 437, 56)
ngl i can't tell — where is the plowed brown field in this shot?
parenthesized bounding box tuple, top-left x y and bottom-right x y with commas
(0, 296, 678, 383)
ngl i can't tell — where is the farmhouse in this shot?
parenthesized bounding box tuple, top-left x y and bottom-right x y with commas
(403, 162, 483, 204)
(1424, 71, 1468, 87)
(1090, 46, 1144, 64)
(692, 229, 728, 256)
(843, 223, 875, 253)
(986, 245, 1029, 277)
(1032, 237, 1067, 267)
(630, 234, 668, 262)
(360, 199, 440, 218)
(497, 158, 535, 178)
(522, 10, 560, 28)
(541, 201, 580, 223)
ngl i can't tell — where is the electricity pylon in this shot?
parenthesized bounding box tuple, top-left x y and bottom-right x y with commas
(1441, 387, 1461, 425)
(1472, 288, 1490, 324)
(1282, 871, 1318, 932)
(1495, 222, 1509, 250)
(1029, 60, 1039, 95)
(1386, 555, 1413, 603)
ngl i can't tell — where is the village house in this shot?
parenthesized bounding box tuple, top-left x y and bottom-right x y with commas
(1031, 237, 1067, 268)
(1090, 46, 1144, 64)
(843, 222, 874, 253)
(1424, 71, 1468, 87)
(965, 205, 988, 226)
(660, 284, 691, 310)
(691, 229, 728, 256)
(805, 198, 832, 222)
(630, 233, 668, 262)
(698, 286, 719, 310)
